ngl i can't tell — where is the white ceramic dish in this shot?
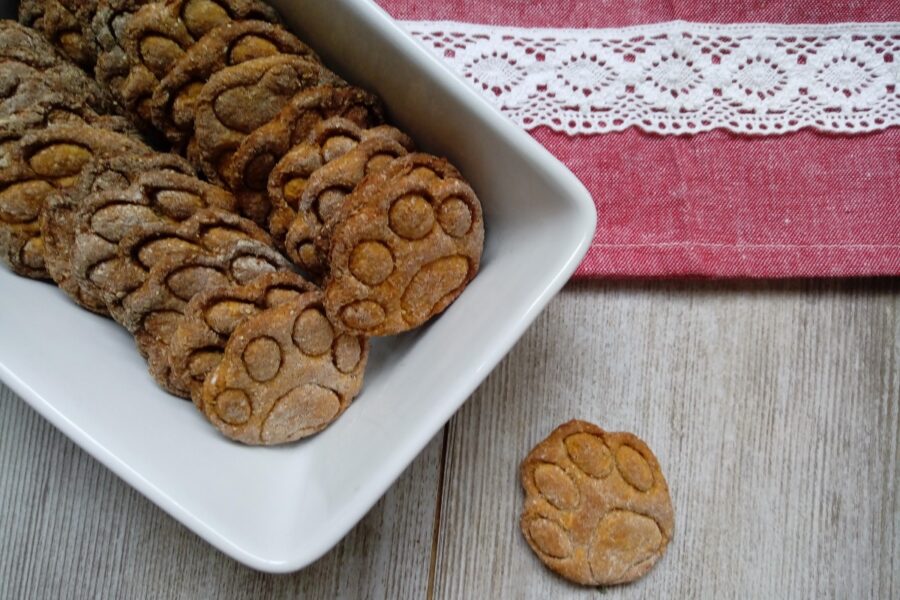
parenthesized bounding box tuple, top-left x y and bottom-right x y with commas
(0, 0, 595, 572)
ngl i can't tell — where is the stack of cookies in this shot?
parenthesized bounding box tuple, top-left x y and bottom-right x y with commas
(0, 0, 484, 446)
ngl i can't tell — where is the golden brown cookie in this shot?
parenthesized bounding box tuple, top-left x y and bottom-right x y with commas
(169, 270, 316, 401)
(273, 125, 413, 273)
(324, 154, 484, 336)
(0, 113, 131, 189)
(42, 153, 194, 313)
(150, 19, 319, 145)
(70, 181, 242, 316)
(92, 0, 154, 125)
(200, 291, 368, 445)
(0, 20, 117, 117)
(0, 123, 148, 279)
(224, 86, 383, 224)
(0, 68, 94, 123)
(120, 236, 291, 396)
(164, 0, 279, 40)
(192, 54, 344, 186)
(0, 18, 65, 68)
(18, 0, 97, 68)
(117, 1, 197, 125)
(520, 420, 675, 586)
(0, 107, 133, 171)
(114, 0, 280, 127)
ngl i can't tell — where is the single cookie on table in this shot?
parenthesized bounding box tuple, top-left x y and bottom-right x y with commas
(273, 126, 413, 273)
(169, 270, 316, 401)
(70, 178, 241, 316)
(0, 122, 148, 279)
(520, 420, 675, 586)
(120, 236, 291, 397)
(225, 86, 383, 224)
(192, 54, 344, 187)
(324, 153, 484, 336)
(150, 19, 319, 145)
(200, 290, 368, 445)
(42, 152, 194, 314)
(18, 0, 97, 69)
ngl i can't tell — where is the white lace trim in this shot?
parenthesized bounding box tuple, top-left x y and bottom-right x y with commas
(403, 20, 900, 135)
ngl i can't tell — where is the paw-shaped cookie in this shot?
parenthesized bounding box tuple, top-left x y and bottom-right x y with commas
(0, 21, 116, 118)
(77, 205, 271, 324)
(224, 86, 383, 224)
(116, 1, 281, 126)
(298, 129, 413, 272)
(324, 153, 484, 336)
(92, 0, 150, 112)
(70, 170, 237, 310)
(18, 0, 97, 68)
(0, 123, 148, 279)
(151, 19, 318, 145)
(42, 152, 194, 314)
(520, 420, 674, 586)
(267, 122, 412, 253)
(193, 55, 343, 186)
(200, 292, 368, 445)
(165, 0, 280, 40)
(169, 270, 316, 404)
(117, 1, 198, 124)
(122, 238, 291, 396)
(1, 18, 69, 69)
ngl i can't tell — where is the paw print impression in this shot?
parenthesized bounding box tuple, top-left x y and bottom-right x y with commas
(201, 292, 368, 445)
(520, 420, 674, 586)
(18, 0, 95, 68)
(225, 87, 384, 224)
(150, 19, 318, 145)
(121, 238, 290, 396)
(41, 153, 194, 314)
(169, 271, 317, 405)
(278, 125, 413, 273)
(0, 124, 146, 278)
(325, 153, 484, 336)
(71, 174, 238, 310)
(117, 0, 283, 125)
(193, 55, 343, 185)
(168, 0, 280, 40)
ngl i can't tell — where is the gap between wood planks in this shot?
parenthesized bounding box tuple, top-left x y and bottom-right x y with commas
(426, 426, 449, 600)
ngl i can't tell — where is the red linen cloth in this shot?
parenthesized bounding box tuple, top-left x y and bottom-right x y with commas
(376, 0, 900, 278)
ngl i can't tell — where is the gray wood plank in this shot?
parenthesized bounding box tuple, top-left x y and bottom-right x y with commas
(0, 386, 442, 599)
(433, 279, 899, 599)
(3, 279, 897, 598)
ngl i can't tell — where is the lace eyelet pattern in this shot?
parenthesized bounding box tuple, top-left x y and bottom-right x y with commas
(406, 20, 900, 136)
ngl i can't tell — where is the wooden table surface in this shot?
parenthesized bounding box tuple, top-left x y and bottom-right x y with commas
(1, 279, 898, 598)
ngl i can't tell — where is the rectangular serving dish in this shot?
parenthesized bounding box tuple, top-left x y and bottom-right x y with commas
(0, 0, 595, 572)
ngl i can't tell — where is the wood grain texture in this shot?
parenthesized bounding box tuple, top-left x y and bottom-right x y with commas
(0, 387, 441, 599)
(1, 279, 897, 598)
(433, 279, 900, 599)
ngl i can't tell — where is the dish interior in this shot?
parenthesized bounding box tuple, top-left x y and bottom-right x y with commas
(0, 0, 595, 571)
